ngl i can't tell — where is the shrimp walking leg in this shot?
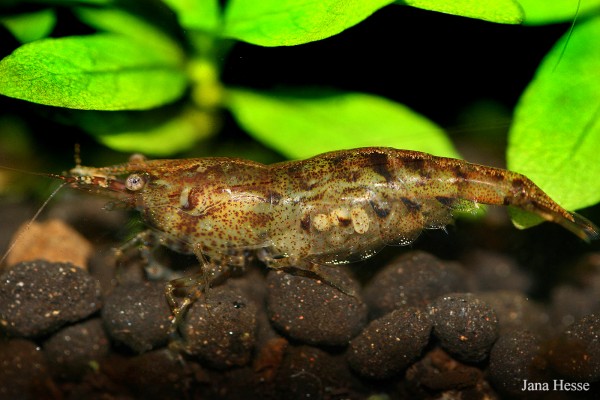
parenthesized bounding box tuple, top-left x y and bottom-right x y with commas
(287, 263, 359, 297)
(165, 245, 238, 328)
(115, 230, 182, 281)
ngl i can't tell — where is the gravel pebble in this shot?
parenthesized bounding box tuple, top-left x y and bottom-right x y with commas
(106, 349, 191, 400)
(0, 261, 102, 337)
(550, 284, 600, 333)
(0, 339, 52, 400)
(180, 285, 258, 369)
(102, 281, 172, 353)
(549, 254, 600, 333)
(477, 290, 549, 335)
(266, 267, 367, 346)
(43, 318, 110, 380)
(463, 250, 532, 292)
(363, 251, 468, 318)
(275, 345, 366, 399)
(195, 366, 256, 400)
(347, 307, 431, 379)
(2, 201, 598, 399)
(549, 313, 600, 381)
(428, 293, 498, 363)
(4, 219, 93, 268)
(405, 347, 496, 398)
(489, 330, 545, 397)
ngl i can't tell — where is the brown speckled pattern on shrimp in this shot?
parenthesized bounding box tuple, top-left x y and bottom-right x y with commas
(57, 147, 598, 319)
(63, 147, 598, 271)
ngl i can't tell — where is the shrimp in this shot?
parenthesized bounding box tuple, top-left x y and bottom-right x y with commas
(14, 147, 600, 321)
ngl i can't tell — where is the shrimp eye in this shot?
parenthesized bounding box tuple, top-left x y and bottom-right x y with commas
(125, 174, 146, 191)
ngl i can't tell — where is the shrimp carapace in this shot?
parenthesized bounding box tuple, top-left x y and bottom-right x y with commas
(51, 147, 598, 269)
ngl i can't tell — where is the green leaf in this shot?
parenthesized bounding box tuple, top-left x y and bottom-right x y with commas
(162, 0, 221, 32)
(0, 34, 187, 110)
(1, 9, 56, 43)
(226, 88, 459, 159)
(82, 108, 218, 156)
(508, 207, 544, 229)
(74, 7, 183, 61)
(223, 0, 394, 47)
(516, 0, 600, 25)
(507, 18, 600, 228)
(399, 0, 524, 24)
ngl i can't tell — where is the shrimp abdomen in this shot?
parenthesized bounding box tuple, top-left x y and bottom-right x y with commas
(421, 151, 599, 242)
(269, 147, 599, 262)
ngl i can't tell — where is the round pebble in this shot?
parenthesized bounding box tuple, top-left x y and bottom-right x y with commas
(275, 345, 365, 399)
(43, 318, 110, 380)
(0, 339, 51, 400)
(363, 251, 468, 318)
(2, 211, 596, 399)
(477, 290, 549, 335)
(108, 349, 190, 399)
(463, 250, 531, 292)
(0, 261, 102, 337)
(4, 219, 93, 268)
(347, 307, 432, 379)
(489, 330, 545, 396)
(550, 284, 600, 333)
(180, 285, 258, 369)
(549, 313, 600, 381)
(428, 293, 498, 363)
(266, 266, 367, 346)
(102, 281, 172, 353)
(405, 347, 490, 397)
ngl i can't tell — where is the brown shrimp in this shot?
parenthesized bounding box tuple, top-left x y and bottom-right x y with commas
(23, 147, 600, 320)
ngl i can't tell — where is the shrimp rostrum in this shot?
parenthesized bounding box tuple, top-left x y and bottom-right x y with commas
(55, 147, 599, 319)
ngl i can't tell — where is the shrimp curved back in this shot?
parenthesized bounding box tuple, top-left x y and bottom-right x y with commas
(263, 148, 597, 267)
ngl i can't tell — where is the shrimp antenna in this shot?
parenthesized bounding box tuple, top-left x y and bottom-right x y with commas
(0, 182, 68, 266)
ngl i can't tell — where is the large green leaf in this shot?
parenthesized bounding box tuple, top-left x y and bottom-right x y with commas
(1, 9, 56, 43)
(223, 0, 394, 46)
(226, 88, 459, 159)
(162, 0, 221, 32)
(74, 7, 183, 60)
(516, 0, 600, 25)
(399, 0, 524, 24)
(80, 108, 217, 156)
(507, 18, 600, 226)
(0, 34, 187, 110)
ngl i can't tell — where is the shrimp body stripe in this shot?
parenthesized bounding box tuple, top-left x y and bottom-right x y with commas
(57, 147, 598, 270)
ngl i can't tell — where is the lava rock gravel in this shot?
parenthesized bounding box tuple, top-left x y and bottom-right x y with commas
(2, 212, 600, 400)
(347, 306, 431, 379)
(0, 339, 52, 400)
(428, 292, 499, 363)
(489, 329, 546, 397)
(363, 251, 469, 318)
(266, 267, 367, 346)
(549, 313, 600, 381)
(102, 281, 171, 353)
(0, 260, 102, 337)
(44, 317, 110, 380)
(180, 284, 258, 369)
